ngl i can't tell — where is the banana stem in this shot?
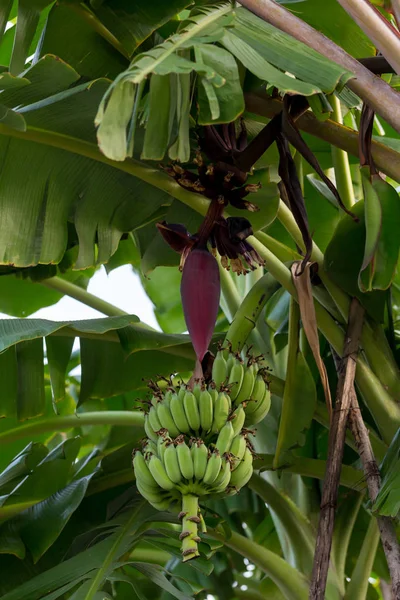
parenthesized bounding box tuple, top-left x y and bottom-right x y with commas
(180, 494, 201, 561)
(0, 410, 144, 445)
(330, 94, 356, 210)
(254, 230, 301, 262)
(42, 276, 128, 317)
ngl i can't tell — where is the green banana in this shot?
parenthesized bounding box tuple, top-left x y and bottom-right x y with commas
(212, 392, 230, 433)
(212, 350, 228, 388)
(135, 479, 161, 501)
(136, 480, 168, 505)
(144, 417, 158, 443)
(148, 497, 176, 512)
(155, 498, 180, 512)
(192, 381, 202, 400)
(216, 421, 234, 454)
(135, 473, 161, 496)
(226, 352, 236, 380)
(208, 385, 219, 405)
(203, 450, 222, 486)
(245, 373, 266, 415)
(229, 447, 253, 488)
(190, 438, 197, 461)
(193, 440, 208, 480)
(228, 356, 244, 400)
(156, 402, 180, 438)
(235, 361, 256, 406)
(231, 404, 246, 437)
(163, 389, 173, 407)
(176, 438, 194, 480)
(230, 435, 247, 470)
(148, 406, 162, 433)
(245, 387, 271, 425)
(147, 455, 175, 491)
(178, 385, 187, 402)
(170, 392, 190, 434)
(163, 443, 182, 484)
(133, 451, 158, 488)
(143, 440, 157, 458)
(199, 388, 213, 433)
(157, 432, 171, 462)
(211, 458, 231, 493)
(183, 390, 201, 432)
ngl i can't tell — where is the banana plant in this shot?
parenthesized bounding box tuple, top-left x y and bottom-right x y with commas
(0, 1, 400, 599)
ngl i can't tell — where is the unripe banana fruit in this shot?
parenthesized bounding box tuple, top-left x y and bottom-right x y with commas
(212, 350, 228, 388)
(228, 356, 244, 400)
(133, 347, 272, 562)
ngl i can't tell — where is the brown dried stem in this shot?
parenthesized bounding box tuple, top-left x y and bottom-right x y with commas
(348, 395, 400, 598)
(329, 336, 400, 598)
(309, 298, 365, 600)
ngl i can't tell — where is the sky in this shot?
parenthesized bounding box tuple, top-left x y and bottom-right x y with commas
(27, 265, 161, 330)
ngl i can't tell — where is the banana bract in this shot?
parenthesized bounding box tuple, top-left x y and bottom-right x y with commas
(133, 349, 271, 561)
(180, 248, 220, 361)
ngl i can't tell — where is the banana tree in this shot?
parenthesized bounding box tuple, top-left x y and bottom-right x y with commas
(0, 1, 400, 599)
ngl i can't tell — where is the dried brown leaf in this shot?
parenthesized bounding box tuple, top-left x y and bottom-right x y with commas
(291, 261, 332, 417)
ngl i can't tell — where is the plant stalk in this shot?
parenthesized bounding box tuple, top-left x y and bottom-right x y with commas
(180, 494, 200, 561)
(314, 401, 387, 462)
(239, 0, 400, 133)
(348, 393, 400, 598)
(0, 411, 144, 445)
(310, 298, 365, 600)
(330, 94, 355, 210)
(254, 230, 301, 262)
(42, 276, 127, 317)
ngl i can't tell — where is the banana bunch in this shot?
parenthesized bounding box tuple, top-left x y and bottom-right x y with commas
(133, 429, 254, 561)
(133, 347, 271, 562)
(212, 348, 271, 426)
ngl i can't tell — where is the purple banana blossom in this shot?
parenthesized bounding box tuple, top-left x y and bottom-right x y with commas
(180, 248, 220, 362)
